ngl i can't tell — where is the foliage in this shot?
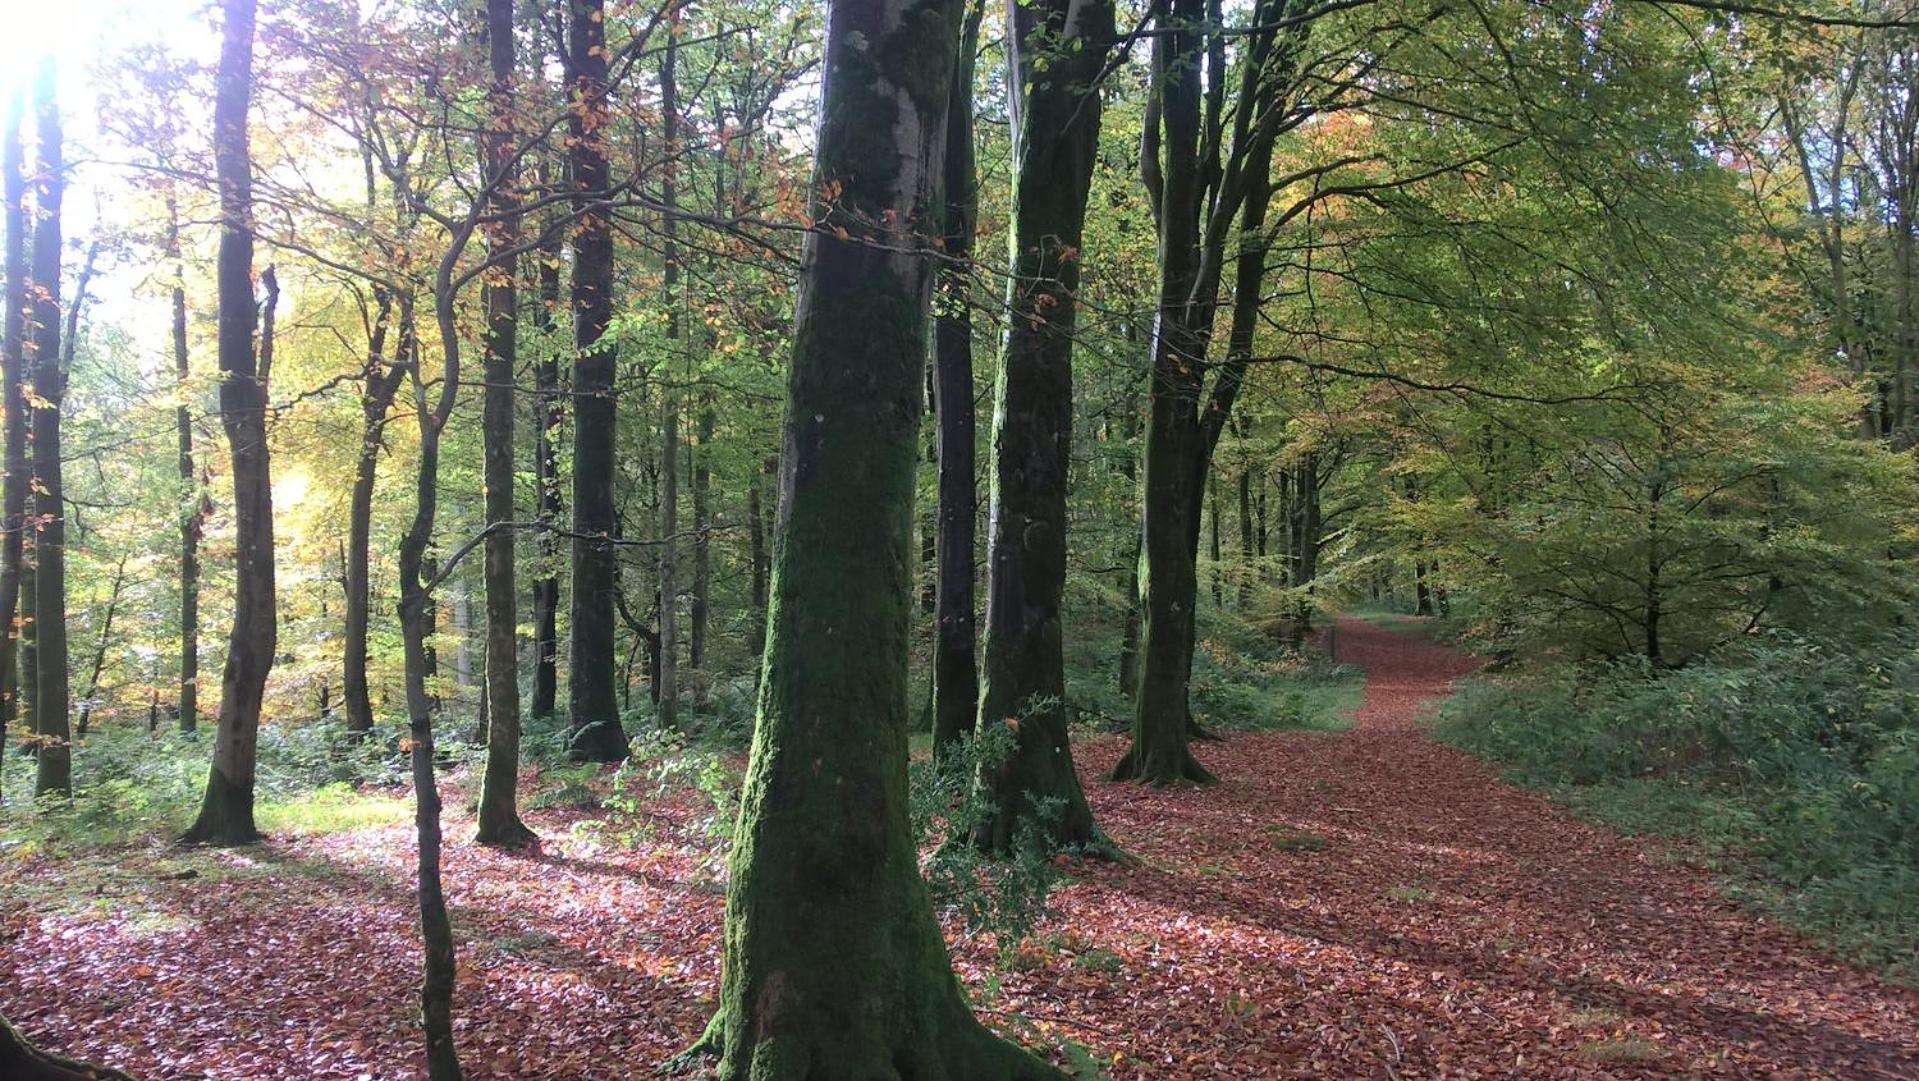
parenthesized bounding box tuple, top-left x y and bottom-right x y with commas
(910, 723, 1063, 957)
(1435, 630, 1919, 981)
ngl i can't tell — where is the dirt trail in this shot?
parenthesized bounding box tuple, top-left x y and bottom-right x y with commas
(1048, 615, 1919, 1079)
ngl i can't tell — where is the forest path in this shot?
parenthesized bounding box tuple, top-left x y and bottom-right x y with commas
(1047, 615, 1919, 1079)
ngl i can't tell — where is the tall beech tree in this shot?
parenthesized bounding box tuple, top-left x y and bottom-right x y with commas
(565, 0, 627, 760)
(0, 92, 27, 785)
(1115, 0, 1294, 784)
(186, 0, 275, 844)
(27, 61, 70, 799)
(696, 0, 1065, 1072)
(972, 0, 1114, 845)
(530, 208, 564, 720)
(474, 0, 535, 848)
(930, 0, 982, 758)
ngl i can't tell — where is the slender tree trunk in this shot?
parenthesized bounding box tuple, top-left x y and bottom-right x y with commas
(747, 452, 771, 658)
(28, 65, 69, 798)
(930, 0, 982, 760)
(1207, 470, 1222, 606)
(342, 299, 403, 737)
(185, 0, 273, 845)
(475, 0, 534, 847)
(166, 192, 204, 735)
(530, 202, 563, 719)
(657, 394, 679, 728)
(973, 0, 1113, 850)
(73, 558, 127, 740)
(0, 94, 27, 784)
(1236, 464, 1252, 606)
(690, 397, 712, 686)
(1117, 367, 1142, 698)
(697, 1, 1065, 1073)
(398, 361, 461, 1081)
(655, 20, 683, 730)
(565, 0, 625, 760)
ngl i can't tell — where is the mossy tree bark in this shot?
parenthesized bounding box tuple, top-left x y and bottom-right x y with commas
(929, 0, 982, 761)
(187, 0, 276, 843)
(1115, 0, 1291, 783)
(705, 0, 1066, 1074)
(28, 62, 70, 799)
(971, 0, 1114, 851)
(565, 0, 626, 761)
(475, 0, 535, 848)
(1113, 0, 1216, 786)
(0, 94, 28, 785)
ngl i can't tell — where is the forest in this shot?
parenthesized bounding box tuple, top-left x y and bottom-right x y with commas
(0, 0, 1916, 1077)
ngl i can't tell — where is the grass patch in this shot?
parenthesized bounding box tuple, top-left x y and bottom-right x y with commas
(1385, 884, 1434, 902)
(257, 784, 409, 834)
(1265, 824, 1329, 852)
(1579, 1036, 1663, 1063)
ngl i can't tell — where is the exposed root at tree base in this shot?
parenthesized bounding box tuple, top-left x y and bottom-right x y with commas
(718, 1010, 1067, 1081)
(1106, 745, 1217, 787)
(473, 818, 540, 849)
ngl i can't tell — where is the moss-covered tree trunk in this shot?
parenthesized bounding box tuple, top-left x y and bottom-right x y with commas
(930, 0, 982, 760)
(1112, 0, 1215, 786)
(972, 0, 1114, 851)
(28, 63, 69, 799)
(475, 0, 535, 848)
(0, 94, 28, 784)
(704, 0, 1065, 1074)
(187, 0, 276, 843)
(565, 0, 626, 761)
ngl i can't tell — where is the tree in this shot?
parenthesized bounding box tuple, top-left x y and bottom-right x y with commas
(695, 0, 1066, 1071)
(565, 0, 626, 761)
(0, 90, 27, 791)
(930, 0, 982, 759)
(474, 0, 535, 848)
(27, 60, 70, 800)
(185, 0, 275, 845)
(972, 0, 1115, 845)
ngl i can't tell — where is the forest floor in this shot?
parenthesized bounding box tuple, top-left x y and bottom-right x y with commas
(4, 616, 1918, 1079)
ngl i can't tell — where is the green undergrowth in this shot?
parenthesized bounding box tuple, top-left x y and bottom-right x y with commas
(1433, 630, 1919, 985)
(1188, 624, 1364, 733)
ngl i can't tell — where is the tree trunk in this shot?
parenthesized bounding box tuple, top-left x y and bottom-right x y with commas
(565, 0, 625, 760)
(690, 397, 712, 686)
(972, 0, 1113, 850)
(342, 298, 405, 738)
(166, 191, 204, 736)
(930, 0, 981, 760)
(185, 0, 272, 845)
(74, 557, 127, 739)
(28, 64, 69, 798)
(1114, 0, 1216, 786)
(398, 361, 461, 1081)
(698, 1, 1064, 1073)
(0, 1013, 135, 1081)
(475, 0, 535, 848)
(747, 452, 772, 659)
(655, 21, 683, 731)
(530, 193, 563, 720)
(0, 93, 27, 785)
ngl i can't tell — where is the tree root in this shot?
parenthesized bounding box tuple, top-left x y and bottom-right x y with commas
(0, 1015, 136, 1081)
(1107, 743, 1218, 787)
